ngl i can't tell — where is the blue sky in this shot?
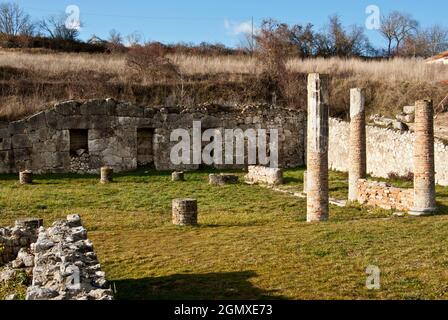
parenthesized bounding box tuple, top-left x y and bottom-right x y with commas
(13, 0, 448, 48)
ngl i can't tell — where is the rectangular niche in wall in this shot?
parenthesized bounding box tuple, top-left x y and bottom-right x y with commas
(137, 128, 155, 168)
(69, 129, 89, 156)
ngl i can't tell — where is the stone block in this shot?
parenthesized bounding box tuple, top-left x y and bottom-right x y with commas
(116, 103, 144, 117)
(209, 174, 239, 186)
(80, 100, 111, 115)
(403, 106, 415, 115)
(54, 101, 81, 116)
(12, 134, 32, 148)
(28, 112, 47, 131)
(8, 121, 28, 135)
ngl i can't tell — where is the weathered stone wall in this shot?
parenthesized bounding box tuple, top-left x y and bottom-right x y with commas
(357, 179, 414, 211)
(244, 165, 284, 185)
(1, 216, 112, 300)
(26, 215, 113, 300)
(329, 118, 448, 186)
(0, 100, 306, 174)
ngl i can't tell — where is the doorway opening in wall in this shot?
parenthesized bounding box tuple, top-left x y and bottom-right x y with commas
(137, 128, 155, 168)
(69, 129, 89, 157)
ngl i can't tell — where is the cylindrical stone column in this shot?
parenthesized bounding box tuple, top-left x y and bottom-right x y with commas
(306, 73, 330, 222)
(172, 171, 185, 182)
(19, 170, 33, 185)
(172, 199, 198, 226)
(100, 167, 113, 184)
(409, 100, 437, 216)
(348, 88, 367, 202)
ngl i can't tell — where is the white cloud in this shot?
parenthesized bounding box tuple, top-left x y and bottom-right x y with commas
(224, 19, 257, 36)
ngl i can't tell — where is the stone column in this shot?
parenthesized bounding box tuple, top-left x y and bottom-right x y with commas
(172, 199, 198, 226)
(172, 171, 185, 182)
(348, 88, 367, 202)
(15, 218, 44, 230)
(19, 170, 33, 185)
(409, 100, 437, 216)
(306, 73, 330, 222)
(100, 167, 113, 184)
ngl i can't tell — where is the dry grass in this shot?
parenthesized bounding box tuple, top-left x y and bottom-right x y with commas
(0, 49, 447, 121)
(2, 49, 448, 82)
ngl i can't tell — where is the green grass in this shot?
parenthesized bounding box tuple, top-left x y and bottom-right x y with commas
(0, 270, 29, 300)
(1, 168, 448, 300)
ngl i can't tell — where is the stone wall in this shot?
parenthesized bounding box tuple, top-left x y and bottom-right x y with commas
(26, 215, 113, 300)
(329, 118, 448, 186)
(357, 179, 414, 211)
(0, 100, 306, 174)
(1, 215, 112, 300)
(0, 221, 39, 266)
(244, 165, 284, 185)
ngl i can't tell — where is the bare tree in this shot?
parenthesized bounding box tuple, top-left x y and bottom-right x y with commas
(238, 32, 256, 55)
(315, 15, 371, 57)
(0, 2, 34, 36)
(39, 14, 81, 41)
(380, 11, 418, 56)
(425, 25, 448, 56)
(126, 32, 141, 47)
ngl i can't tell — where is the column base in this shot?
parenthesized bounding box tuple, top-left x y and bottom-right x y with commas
(408, 207, 437, 217)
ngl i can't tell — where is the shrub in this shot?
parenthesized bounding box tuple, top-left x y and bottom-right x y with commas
(388, 171, 414, 181)
(126, 43, 181, 84)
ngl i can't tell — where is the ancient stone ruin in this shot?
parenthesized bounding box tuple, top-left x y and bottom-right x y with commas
(0, 216, 113, 300)
(348, 88, 367, 202)
(302, 73, 438, 220)
(357, 180, 414, 211)
(244, 166, 283, 186)
(172, 171, 185, 182)
(306, 73, 330, 222)
(0, 100, 306, 174)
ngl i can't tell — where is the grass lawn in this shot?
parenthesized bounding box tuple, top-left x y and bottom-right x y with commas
(1, 168, 448, 300)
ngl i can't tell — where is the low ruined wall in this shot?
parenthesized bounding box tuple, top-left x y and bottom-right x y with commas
(329, 118, 448, 186)
(357, 179, 414, 211)
(0, 100, 306, 174)
(0, 221, 39, 266)
(26, 215, 113, 300)
(245, 166, 283, 185)
(1, 216, 112, 300)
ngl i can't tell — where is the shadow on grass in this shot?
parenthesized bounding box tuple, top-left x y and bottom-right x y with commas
(113, 271, 286, 300)
(283, 177, 301, 184)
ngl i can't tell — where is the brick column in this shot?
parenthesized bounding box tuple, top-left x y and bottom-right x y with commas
(306, 73, 330, 222)
(349, 88, 367, 201)
(409, 100, 437, 216)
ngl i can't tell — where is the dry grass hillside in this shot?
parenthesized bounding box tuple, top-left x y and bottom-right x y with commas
(1, 49, 447, 121)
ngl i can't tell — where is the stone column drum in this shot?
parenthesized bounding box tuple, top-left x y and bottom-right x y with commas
(100, 167, 113, 184)
(348, 88, 367, 202)
(172, 199, 198, 226)
(19, 170, 33, 184)
(172, 171, 185, 182)
(306, 73, 330, 222)
(409, 100, 437, 216)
